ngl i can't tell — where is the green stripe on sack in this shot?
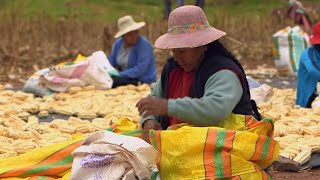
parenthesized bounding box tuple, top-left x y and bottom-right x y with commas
(292, 33, 304, 72)
(151, 171, 158, 180)
(36, 176, 49, 180)
(149, 130, 158, 151)
(260, 137, 271, 161)
(288, 32, 297, 72)
(272, 37, 280, 61)
(122, 130, 143, 137)
(21, 155, 73, 176)
(213, 130, 226, 177)
(105, 127, 114, 132)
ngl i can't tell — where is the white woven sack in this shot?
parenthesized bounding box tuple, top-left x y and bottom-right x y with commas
(272, 26, 310, 76)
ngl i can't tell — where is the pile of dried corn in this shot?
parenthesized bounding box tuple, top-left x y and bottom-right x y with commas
(259, 88, 320, 165)
(1, 84, 319, 165)
(0, 84, 150, 159)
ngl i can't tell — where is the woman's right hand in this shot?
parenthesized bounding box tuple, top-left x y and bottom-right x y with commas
(142, 119, 162, 143)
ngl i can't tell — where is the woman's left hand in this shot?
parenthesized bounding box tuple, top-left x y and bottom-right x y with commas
(136, 96, 168, 118)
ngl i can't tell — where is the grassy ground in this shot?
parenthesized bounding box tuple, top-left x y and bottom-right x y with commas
(0, 0, 318, 23)
(0, 0, 319, 85)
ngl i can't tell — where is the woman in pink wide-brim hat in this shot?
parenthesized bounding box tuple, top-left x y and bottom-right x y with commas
(135, 5, 277, 179)
(136, 5, 260, 140)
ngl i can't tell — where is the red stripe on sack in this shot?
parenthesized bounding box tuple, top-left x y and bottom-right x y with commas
(204, 129, 217, 178)
(250, 136, 267, 161)
(222, 130, 236, 177)
(231, 175, 241, 180)
(245, 115, 257, 128)
(246, 117, 267, 130)
(262, 170, 270, 180)
(0, 141, 82, 177)
(265, 123, 274, 137)
(253, 163, 261, 171)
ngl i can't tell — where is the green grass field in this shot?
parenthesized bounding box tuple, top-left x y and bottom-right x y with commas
(0, 0, 319, 84)
(0, 0, 318, 23)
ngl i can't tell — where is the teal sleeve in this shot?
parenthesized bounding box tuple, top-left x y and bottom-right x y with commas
(167, 70, 243, 126)
(140, 78, 162, 126)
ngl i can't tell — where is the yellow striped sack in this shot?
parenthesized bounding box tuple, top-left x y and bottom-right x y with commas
(0, 118, 142, 180)
(150, 118, 280, 180)
(0, 137, 84, 180)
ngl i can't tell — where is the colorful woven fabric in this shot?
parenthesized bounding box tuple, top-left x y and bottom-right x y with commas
(0, 137, 84, 180)
(0, 118, 143, 180)
(150, 118, 279, 179)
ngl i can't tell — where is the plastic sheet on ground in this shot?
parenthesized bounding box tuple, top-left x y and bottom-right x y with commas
(40, 51, 114, 92)
(250, 84, 273, 105)
(23, 51, 119, 96)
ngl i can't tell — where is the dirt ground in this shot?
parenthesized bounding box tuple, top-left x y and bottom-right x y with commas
(273, 168, 320, 180)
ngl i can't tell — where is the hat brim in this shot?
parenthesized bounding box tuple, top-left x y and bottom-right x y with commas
(114, 22, 145, 38)
(310, 36, 320, 45)
(155, 27, 226, 49)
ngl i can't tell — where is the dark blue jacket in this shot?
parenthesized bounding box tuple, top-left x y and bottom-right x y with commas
(296, 47, 320, 107)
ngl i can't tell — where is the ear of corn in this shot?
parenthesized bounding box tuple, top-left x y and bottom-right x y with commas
(293, 149, 312, 165)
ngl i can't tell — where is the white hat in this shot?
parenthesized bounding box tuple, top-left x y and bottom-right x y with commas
(114, 16, 146, 38)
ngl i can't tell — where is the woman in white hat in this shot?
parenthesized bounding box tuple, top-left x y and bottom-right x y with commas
(136, 5, 261, 142)
(108, 15, 156, 87)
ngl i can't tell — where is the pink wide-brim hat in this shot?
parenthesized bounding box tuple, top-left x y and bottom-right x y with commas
(155, 5, 226, 49)
(310, 22, 320, 45)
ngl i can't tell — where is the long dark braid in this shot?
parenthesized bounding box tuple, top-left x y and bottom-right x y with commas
(205, 40, 252, 98)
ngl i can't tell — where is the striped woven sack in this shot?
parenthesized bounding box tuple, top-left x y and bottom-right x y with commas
(272, 26, 310, 76)
(0, 137, 84, 180)
(150, 118, 280, 179)
(0, 118, 143, 180)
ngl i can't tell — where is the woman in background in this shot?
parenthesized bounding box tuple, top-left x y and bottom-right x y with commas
(108, 15, 156, 88)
